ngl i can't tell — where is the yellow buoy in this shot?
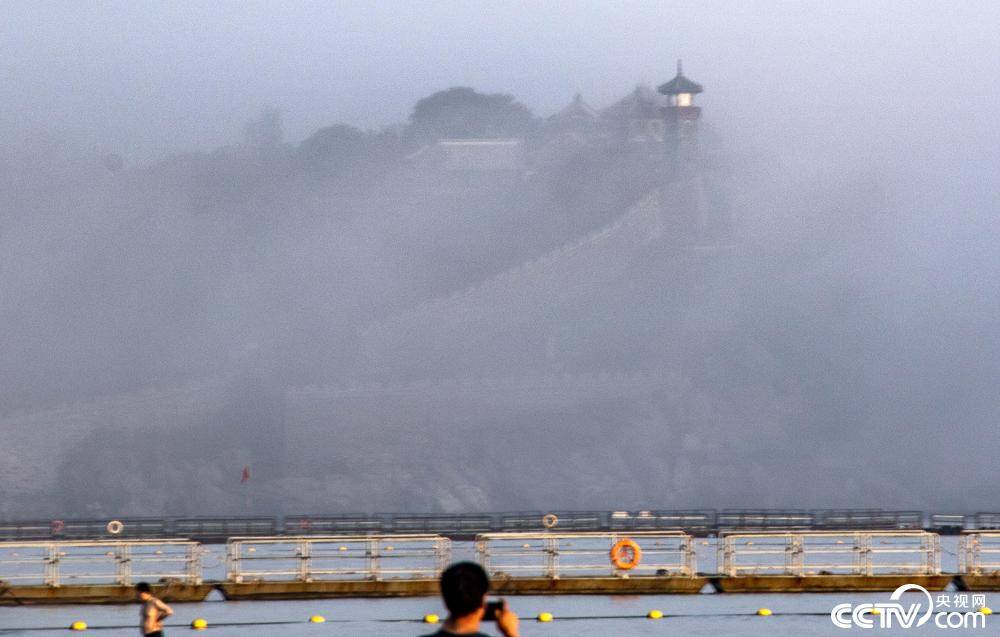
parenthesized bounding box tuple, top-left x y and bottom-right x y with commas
(537, 612, 554, 622)
(980, 606, 993, 615)
(757, 608, 772, 616)
(647, 609, 664, 619)
(339, 546, 348, 551)
(191, 618, 208, 630)
(70, 621, 87, 631)
(423, 614, 440, 624)
(869, 608, 881, 616)
(309, 615, 326, 623)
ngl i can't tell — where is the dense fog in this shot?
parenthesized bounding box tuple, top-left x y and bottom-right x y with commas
(1, 2, 999, 517)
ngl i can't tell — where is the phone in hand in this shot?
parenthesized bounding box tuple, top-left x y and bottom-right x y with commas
(484, 600, 504, 621)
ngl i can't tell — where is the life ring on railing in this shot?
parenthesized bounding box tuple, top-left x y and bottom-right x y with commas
(542, 514, 558, 529)
(106, 520, 124, 535)
(51, 519, 65, 535)
(610, 538, 642, 570)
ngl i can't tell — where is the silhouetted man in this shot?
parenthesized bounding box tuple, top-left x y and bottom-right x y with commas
(136, 582, 173, 636)
(421, 562, 520, 637)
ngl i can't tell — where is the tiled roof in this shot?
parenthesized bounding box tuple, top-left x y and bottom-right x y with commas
(658, 60, 704, 95)
(550, 93, 598, 121)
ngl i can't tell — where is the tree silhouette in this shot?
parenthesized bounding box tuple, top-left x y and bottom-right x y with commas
(296, 124, 369, 169)
(407, 87, 534, 144)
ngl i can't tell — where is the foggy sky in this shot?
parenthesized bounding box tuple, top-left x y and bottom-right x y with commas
(4, 1, 999, 167)
(2, 2, 1000, 516)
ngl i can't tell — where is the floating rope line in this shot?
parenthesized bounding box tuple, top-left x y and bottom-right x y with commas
(0, 611, 837, 632)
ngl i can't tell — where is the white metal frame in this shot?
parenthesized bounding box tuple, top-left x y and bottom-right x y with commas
(718, 531, 941, 577)
(960, 532, 1000, 575)
(0, 540, 202, 586)
(475, 531, 696, 579)
(225, 535, 451, 583)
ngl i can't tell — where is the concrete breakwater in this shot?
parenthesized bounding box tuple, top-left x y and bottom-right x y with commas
(1, 530, 999, 604)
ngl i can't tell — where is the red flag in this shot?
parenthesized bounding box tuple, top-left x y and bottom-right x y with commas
(241, 466, 250, 484)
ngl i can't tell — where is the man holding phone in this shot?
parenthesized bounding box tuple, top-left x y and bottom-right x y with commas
(421, 562, 520, 637)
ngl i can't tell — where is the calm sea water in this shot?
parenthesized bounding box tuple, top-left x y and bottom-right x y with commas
(0, 538, 983, 635)
(0, 593, 978, 636)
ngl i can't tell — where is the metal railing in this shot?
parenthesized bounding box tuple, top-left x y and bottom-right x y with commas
(385, 514, 494, 534)
(0, 540, 202, 586)
(816, 510, 924, 530)
(283, 514, 384, 535)
(225, 535, 450, 583)
(0, 518, 168, 541)
(719, 531, 941, 577)
(497, 511, 604, 531)
(173, 517, 276, 542)
(476, 531, 696, 579)
(930, 514, 967, 532)
(607, 510, 715, 533)
(960, 532, 1000, 575)
(974, 513, 1000, 530)
(4, 509, 999, 542)
(717, 510, 815, 530)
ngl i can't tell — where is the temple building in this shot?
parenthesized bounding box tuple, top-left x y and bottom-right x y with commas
(548, 93, 598, 128)
(658, 60, 703, 147)
(601, 84, 668, 143)
(542, 60, 705, 152)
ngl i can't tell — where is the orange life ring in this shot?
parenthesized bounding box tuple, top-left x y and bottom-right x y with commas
(610, 538, 642, 570)
(542, 514, 558, 529)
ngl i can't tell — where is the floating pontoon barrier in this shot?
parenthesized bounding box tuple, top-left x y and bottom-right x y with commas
(714, 530, 952, 592)
(476, 531, 706, 594)
(219, 535, 450, 600)
(957, 531, 1000, 591)
(0, 539, 211, 605)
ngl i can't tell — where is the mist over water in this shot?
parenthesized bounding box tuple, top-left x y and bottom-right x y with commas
(1, 2, 999, 518)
